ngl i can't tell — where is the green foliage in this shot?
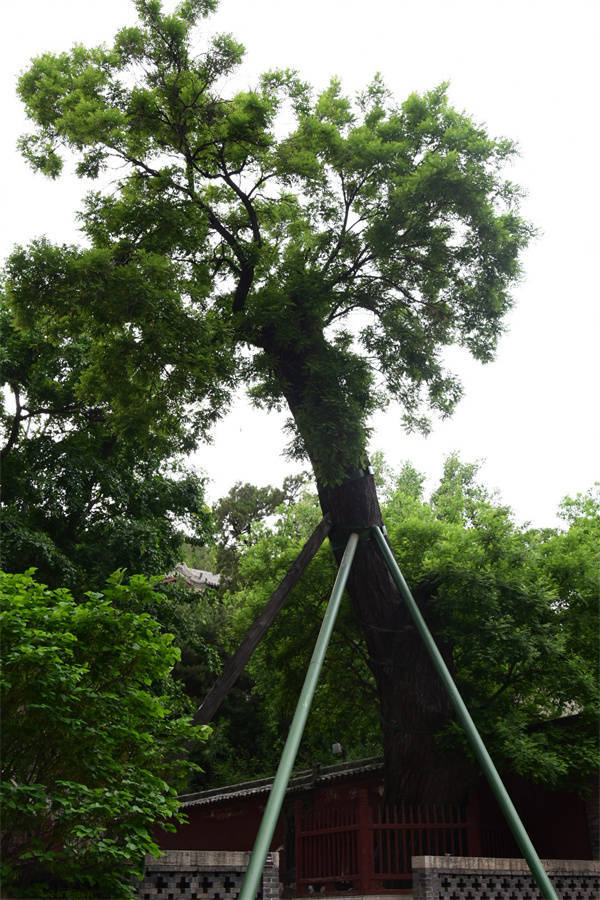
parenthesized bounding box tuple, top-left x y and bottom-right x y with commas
(0, 570, 210, 898)
(207, 461, 598, 790)
(214, 475, 307, 545)
(211, 474, 308, 583)
(3, 237, 237, 456)
(541, 485, 600, 677)
(197, 487, 382, 785)
(14, 0, 533, 486)
(0, 285, 213, 591)
(172, 478, 321, 788)
(386, 461, 599, 788)
(239, 500, 381, 767)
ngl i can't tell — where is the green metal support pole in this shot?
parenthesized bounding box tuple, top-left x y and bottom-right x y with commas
(371, 525, 558, 900)
(238, 532, 360, 900)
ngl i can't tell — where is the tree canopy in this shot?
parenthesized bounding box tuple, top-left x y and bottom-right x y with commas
(0, 282, 215, 591)
(13, 0, 531, 483)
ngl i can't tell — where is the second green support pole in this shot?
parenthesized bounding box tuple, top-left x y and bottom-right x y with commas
(371, 525, 558, 900)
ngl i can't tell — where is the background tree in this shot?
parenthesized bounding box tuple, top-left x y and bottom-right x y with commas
(384, 459, 599, 793)
(539, 486, 600, 668)
(210, 474, 307, 582)
(0, 280, 213, 591)
(0, 570, 208, 899)
(13, 0, 533, 798)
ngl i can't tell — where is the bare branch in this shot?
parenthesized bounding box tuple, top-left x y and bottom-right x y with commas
(218, 147, 262, 248)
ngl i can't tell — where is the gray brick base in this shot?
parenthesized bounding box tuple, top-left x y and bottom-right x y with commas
(137, 850, 279, 900)
(412, 856, 600, 900)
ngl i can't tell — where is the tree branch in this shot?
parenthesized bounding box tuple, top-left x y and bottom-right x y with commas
(220, 167, 262, 247)
(320, 173, 352, 277)
(487, 660, 520, 704)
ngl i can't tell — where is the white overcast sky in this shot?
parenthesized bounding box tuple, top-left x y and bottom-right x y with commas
(2, 0, 598, 526)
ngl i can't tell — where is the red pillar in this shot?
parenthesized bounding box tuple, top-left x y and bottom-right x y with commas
(466, 789, 483, 857)
(357, 789, 374, 893)
(295, 799, 303, 897)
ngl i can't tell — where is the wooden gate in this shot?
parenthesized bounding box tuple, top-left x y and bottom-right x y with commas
(295, 799, 361, 894)
(295, 790, 470, 895)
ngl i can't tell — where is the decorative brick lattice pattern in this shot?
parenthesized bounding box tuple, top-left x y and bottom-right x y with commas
(136, 851, 279, 900)
(138, 868, 248, 900)
(412, 856, 600, 900)
(423, 871, 599, 899)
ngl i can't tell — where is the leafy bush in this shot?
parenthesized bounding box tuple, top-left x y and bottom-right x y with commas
(0, 570, 209, 899)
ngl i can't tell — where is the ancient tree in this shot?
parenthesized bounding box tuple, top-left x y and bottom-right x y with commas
(14, 0, 532, 797)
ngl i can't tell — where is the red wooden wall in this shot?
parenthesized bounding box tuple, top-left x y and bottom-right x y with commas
(156, 771, 593, 896)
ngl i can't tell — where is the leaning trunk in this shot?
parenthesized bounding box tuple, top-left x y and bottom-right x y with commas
(263, 331, 475, 802)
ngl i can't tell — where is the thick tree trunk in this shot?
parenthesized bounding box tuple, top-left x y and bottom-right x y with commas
(259, 328, 475, 802)
(318, 470, 474, 802)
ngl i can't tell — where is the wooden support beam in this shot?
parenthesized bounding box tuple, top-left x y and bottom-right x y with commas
(192, 517, 332, 726)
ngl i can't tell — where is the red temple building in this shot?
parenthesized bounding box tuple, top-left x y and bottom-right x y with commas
(157, 756, 597, 896)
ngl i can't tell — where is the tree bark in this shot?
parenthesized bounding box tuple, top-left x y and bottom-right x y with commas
(318, 470, 474, 802)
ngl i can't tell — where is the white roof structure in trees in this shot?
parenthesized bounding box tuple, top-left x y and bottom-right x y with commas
(174, 563, 221, 590)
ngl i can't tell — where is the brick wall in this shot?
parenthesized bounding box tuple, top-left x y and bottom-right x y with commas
(137, 850, 279, 900)
(412, 855, 600, 900)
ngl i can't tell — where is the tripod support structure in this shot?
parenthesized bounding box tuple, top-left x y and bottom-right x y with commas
(199, 525, 558, 900)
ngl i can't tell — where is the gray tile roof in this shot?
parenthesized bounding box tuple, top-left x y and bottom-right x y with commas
(179, 756, 384, 808)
